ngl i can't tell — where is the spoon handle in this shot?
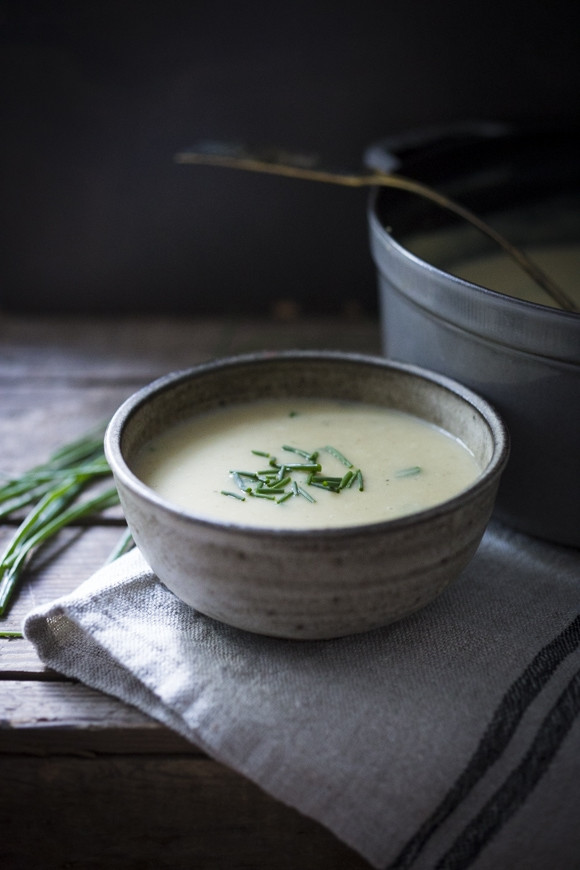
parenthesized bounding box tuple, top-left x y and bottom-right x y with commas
(175, 141, 577, 312)
(175, 140, 382, 186)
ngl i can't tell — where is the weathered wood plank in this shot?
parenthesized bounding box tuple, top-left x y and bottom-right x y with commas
(215, 315, 382, 357)
(1, 313, 380, 473)
(0, 636, 54, 678)
(1, 313, 381, 648)
(0, 314, 230, 379)
(1, 313, 381, 381)
(0, 680, 200, 756)
(0, 314, 380, 870)
(0, 754, 369, 870)
(0, 382, 140, 473)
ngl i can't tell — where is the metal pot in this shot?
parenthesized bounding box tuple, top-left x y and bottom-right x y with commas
(368, 122, 580, 547)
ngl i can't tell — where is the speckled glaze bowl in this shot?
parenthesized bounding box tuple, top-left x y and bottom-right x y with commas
(104, 352, 509, 639)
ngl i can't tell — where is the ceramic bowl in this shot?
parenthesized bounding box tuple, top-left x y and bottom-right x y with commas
(104, 352, 509, 639)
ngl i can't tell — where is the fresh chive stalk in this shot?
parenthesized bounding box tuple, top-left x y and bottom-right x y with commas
(0, 425, 132, 619)
(105, 525, 136, 564)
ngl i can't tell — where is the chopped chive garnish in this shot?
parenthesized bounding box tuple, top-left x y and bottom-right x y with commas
(282, 445, 317, 461)
(221, 442, 365, 512)
(395, 466, 422, 478)
(267, 475, 292, 490)
(283, 463, 321, 472)
(296, 484, 316, 503)
(339, 470, 355, 490)
(232, 472, 249, 492)
(345, 470, 358, 489)
(221, 490, 246, 501)
(229, 470, 259, 480)
(311, 474, 342, 486)
(310, 481, 340, 493)
(322, 446, 353, 468)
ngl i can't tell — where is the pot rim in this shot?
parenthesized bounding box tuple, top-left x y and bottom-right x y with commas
(368, 197, 580, 363)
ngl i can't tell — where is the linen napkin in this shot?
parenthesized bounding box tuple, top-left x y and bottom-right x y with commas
(24, 520, 580, 870)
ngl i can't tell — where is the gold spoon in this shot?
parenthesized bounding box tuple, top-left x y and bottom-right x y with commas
(175, 141, 577, 313)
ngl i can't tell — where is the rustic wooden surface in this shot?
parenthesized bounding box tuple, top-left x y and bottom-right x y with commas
(0, 312, 380, 869)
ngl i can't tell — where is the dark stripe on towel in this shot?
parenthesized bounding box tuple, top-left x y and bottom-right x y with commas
(388, 614, 580, 870)
(436, 668, 580, 870)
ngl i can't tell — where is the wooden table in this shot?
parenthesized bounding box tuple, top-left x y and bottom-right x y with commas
(0, 313, 380, 869)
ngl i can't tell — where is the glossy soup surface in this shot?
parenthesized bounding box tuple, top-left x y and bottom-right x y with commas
(451, 243, 580, 308)
(134, 398, 482, 529)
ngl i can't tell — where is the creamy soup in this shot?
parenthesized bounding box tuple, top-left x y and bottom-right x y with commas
(451, 243, 580, 308)
(134, 399, 481, 529)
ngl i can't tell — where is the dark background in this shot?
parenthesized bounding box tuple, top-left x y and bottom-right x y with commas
(1, 0, 579, 317)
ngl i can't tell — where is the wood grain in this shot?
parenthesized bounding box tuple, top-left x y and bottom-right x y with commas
(0, 680, 197, 756)
(0, 313, 380, 868)
(0, 755, 370, 870)
(0, 313, 381, 381)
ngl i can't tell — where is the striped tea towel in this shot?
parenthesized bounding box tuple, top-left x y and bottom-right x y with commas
(24, 520, 580, 869)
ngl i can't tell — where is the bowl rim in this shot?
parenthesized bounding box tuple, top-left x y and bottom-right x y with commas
(104, 350, 510, 539)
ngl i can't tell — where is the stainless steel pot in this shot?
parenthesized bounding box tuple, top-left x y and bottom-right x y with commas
(368, 123, 580, 547)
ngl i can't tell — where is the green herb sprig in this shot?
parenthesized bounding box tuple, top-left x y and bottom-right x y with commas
(0, 425, 131, 621)
(226, 444, 364, 506)
(394, 466, 422, 478)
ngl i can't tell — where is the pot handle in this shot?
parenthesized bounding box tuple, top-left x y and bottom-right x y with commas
(363, 120, 513, 174)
